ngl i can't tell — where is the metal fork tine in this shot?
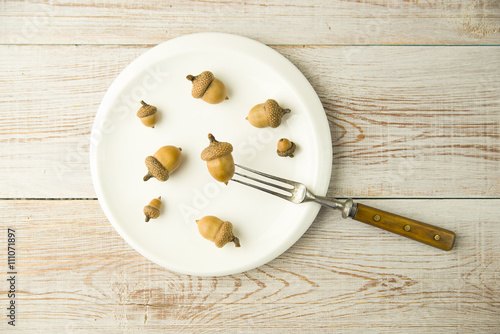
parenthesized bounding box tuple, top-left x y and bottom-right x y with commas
(233, 171, 293, 193)
(231, 178, 292, 200)
(234, 164, 298, 186)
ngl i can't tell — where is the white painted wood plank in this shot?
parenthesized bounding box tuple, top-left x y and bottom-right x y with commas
(0, 199, 498, 332)
(279, 45, 500, 198)
(0, 45, 498, 198)
(1, 0, 499, 45)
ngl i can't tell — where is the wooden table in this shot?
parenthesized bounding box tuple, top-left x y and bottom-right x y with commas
(1, 1, 499, 332)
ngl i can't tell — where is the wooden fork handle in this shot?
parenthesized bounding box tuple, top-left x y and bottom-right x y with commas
(353, 204, 456, 251)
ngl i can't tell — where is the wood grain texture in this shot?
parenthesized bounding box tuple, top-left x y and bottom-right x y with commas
(0, 199, 498, 333)
(0, 44, 498, 198)
(0, 0, 499, 45)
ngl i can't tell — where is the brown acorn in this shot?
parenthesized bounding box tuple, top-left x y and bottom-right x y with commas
(201, 133, 234, 185)
(277, 138, 296, 157)
(143, 196, 162, 222)
(143, 146, 182, 182)
(246, 99, 290, 128)
(196, 216, 240, 248)
(186, 71, 228, 104)
(137, 100, 158, 128)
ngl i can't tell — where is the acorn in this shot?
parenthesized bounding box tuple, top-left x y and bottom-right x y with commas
(143, 146, 182, 182)
(201, 133, 234, 185)
(143, 197, 162, 222)
(246, 99, 290, 128)
(196, 216, 240, 248)
(136, 100, 158, 128)
(186, 71, 228, 104)
(277, 138, 296, 157)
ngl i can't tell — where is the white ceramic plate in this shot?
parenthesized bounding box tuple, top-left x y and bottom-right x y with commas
(90, 32, 332, 276)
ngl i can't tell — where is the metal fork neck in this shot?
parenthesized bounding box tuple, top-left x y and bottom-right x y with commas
(312, 196, 357, 218)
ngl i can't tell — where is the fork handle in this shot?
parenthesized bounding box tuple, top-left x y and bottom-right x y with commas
(352, 203, 456, 251)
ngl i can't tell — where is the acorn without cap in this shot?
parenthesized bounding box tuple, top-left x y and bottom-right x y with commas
(143, 197, 162, 222)
(246, 99, 290, 128)
(201, 133, 234, 185)
(186, 71, 228, 104)
(277, 138, 296, 157)
(137, 100, 158, 128)
(196, 216, 240, 248)
(143, 146, 182, 182)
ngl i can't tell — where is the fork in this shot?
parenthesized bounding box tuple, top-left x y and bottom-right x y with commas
(231, 164, 456, 251)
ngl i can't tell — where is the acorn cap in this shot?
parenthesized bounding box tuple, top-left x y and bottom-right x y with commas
(143, 205, 160, 222)
(277, 141, 296, 157)
(264, 99, 290, 128)
(143, 156, 169, 181)
(136, 100, 157, 118)
(214, 221, 240, 248)
(186, 71, 214, 99)
(201, 133, 233, 161)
